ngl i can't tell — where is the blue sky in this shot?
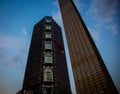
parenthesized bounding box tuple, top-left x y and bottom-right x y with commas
(0, 0, 120, 94)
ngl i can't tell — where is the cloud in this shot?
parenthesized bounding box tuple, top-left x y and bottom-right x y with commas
(0, 33, 27, 94)
(21, 28, 27, 36)
(90, 0, 119, 19)
(73, 0, 83, 9)
(52, 0, 58, 7)
(0, 33, 23, 49)
(89, 29, 100, 42)
(0, 32, 28, 68)
(53, 11, 62, 26)
(88, 0, 119, 35)
(0, 53, 11, 65)
(52, 0, 63, 27)
(52, 0, 65, 28)
(0, 50, 26, 69)
(106, 25, 118, 35)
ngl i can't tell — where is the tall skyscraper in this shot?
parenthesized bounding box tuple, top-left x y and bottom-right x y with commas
(59, 0, 118, 94)
(22, 16, 71, 94)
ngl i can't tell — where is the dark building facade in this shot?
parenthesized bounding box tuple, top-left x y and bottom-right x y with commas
(59, 0, 118, 94)
(22, 16, 71, 94)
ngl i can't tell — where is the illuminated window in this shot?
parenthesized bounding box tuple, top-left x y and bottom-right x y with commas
(45, 41, 52, 49)
(44, 67, 53, 81)
(44, 52, 52, 63)
(45, 25, 51, 30)
(45, 32, 52, 38)
(46, 72, 53, 81)
(43, 88, 53, 94)
(43, 89, 47, 94)
(45, 56, 52, 63)
(45, 18, 51, 23)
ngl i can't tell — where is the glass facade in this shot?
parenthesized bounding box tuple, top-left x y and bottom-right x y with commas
(59, 0, 118, 94)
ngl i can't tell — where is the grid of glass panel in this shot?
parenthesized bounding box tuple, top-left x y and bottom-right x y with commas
(59, 0, 118, 93)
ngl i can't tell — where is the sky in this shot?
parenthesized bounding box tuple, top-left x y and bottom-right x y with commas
(0, 0, 120, 94)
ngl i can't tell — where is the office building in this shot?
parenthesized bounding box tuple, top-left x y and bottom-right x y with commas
(22, 16, 71, 94)
(58, 0, 118, 93)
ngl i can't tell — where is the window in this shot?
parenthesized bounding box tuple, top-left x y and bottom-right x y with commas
(44, 67, 53, 81)
(43, 89, 47, 94)
(46, 72, 53, 81)
(45, 25, 51, 30)
(45, 32, 52, 38)
(45, 56, 52, 63)
(45, 18, 51, 23)
(43, 88, 53, 94)
(23, 90, 34, 94)
(44, 52, 52, 63)
(45, 41, 52, 49)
